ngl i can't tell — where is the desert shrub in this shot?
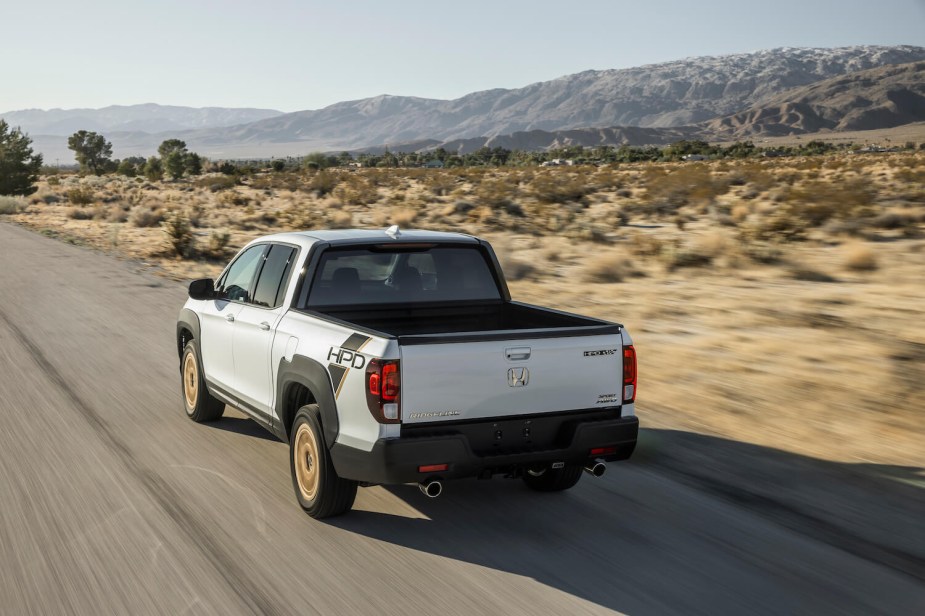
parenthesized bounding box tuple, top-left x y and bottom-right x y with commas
(441, 200, 474, 217)
(627, 232, 665, 257)
(67, 206, 105, 220)
(870, 212, 914, 230)
(35, 192, 61, 204)
(308, 170, 339, 196)
(0, 196, 25, 214)
(107, 206, 129, 223)
(729, 204, 750, 223)
(196, 175, 238, 192)
(822, 219, 864, 238)
(569, 223, 610, 243)
(333, 181, 378, 205)
(582, 253, 635, 283)
(529, 172, 592, 204)
(843, 243, 878, 271)
(789, 267, 840, 283)
(328, 209, 353, 229)
(592, 168, 624, 191)
(47, 176, 61, 186)
(390, 207, 418, 227)
(475, 177, 518, 209)
(501, 258, 536, 281)
(740, 241, 783, 264)
(787, 265, 839, 283)
(659, 240, 714, 270)
(895, 167, 925, 184)
(781, 179, 876, 226)
(207, 231, 231, 257)
(131, 206, 164, 228)
(218, 191, 251, 207)
(163, 211, 195, 257)
(426, 173, 456, 196)
(66, 186, 95, 205)
(643, 165, 728, 214)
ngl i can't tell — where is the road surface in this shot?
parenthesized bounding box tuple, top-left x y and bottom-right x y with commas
(0, 223, 922, 615)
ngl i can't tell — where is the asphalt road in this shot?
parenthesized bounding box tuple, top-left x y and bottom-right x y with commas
(0, 222, 922, 615)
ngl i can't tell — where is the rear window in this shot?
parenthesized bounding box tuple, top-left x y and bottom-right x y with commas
(305, 245, 501, 307)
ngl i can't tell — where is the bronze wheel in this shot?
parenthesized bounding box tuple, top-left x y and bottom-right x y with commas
(293, 423, 320, 502)
(183, 351, 199, 413)
(289, 404, 357, 518)
(180, 341, 224, 423)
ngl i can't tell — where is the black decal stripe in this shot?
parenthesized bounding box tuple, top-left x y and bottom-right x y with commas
(342, 333, 371, 351)
(328, 363, 348, 399)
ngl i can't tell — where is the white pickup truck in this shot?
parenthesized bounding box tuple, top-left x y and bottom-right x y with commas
(177, 227, 638, 518)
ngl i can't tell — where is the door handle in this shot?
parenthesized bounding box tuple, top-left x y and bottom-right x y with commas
(225, 314, 235, 323)
(259, 322, 271, 331)
(505, 347, 531, 361)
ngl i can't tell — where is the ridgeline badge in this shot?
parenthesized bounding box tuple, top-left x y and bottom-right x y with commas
(584, 349, 617, 357)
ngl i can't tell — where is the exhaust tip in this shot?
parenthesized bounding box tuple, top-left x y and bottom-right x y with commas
(585, 461, 606, 478)
(419, 479, 443, 498)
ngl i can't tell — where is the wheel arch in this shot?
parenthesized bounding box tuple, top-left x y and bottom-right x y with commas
(276, 355, 339, 447)
(176, 309, 201, 360)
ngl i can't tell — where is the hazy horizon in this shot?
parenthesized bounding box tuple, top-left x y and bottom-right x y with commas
(3, 0, 924, 114)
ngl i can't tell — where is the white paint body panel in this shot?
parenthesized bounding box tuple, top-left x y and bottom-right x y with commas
(399, 333, 623, 425)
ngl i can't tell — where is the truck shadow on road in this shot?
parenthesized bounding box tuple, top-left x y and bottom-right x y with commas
(327, 429, 925, 614)
(205, 416, 279, 442)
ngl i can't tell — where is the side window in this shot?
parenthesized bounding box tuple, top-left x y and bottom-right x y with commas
(219, 245, 266, 302)
(253, 245, 296, 308)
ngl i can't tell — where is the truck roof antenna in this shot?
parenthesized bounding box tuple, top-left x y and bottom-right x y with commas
(385, 225, 401, 239)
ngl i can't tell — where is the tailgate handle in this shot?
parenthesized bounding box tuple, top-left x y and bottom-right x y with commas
(505, 347, 531, 361)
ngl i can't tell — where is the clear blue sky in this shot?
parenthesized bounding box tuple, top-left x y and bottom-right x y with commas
(3, 0, 923, 113)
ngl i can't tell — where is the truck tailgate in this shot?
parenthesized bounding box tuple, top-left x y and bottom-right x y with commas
(399, 333, 623, 424)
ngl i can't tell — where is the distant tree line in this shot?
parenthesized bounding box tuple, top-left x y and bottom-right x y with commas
(206, 138, 915, 175)
(65, 131, 204, 180)
(2, 120, 922, 199)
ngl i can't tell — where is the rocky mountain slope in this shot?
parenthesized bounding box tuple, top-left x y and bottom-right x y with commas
(14, 46, 925, 160)
(418, 61, 925, 153)
(185, 45, 925, 151)
(703, 61, 925, 139)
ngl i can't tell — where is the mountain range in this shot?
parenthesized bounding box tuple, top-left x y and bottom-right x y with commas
(0, 104, 282, 136)
(7, 45, 925, 161)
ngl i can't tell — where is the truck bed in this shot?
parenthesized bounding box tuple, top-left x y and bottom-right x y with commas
(316, 301, 621, 342)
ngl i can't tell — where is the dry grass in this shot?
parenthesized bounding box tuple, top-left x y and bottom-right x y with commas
(0, 196, 26, 215)
(582, 252, 636, 283)
(843, 242, 879, 271)
(7, 153, 925, 467)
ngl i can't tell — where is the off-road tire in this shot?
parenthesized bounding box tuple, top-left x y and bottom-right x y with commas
(290, 404, 357, 518)
(181, 340, 224, 422)
(522, 464, 583, 492)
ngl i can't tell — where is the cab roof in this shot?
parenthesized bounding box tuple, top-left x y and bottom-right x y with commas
(247, 228, 480, 250)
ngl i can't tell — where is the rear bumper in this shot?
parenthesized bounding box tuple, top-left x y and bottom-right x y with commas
(330, 413, 638, 485)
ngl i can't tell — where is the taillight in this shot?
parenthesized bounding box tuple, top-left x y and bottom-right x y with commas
(623, 345, 637, 403)
(366, 359, 401, 423)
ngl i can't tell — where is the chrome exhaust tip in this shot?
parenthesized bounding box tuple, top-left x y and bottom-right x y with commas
(419, 479, 443, 498)
(584, 460, 606, 478)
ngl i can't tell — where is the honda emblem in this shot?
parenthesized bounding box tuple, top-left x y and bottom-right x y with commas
(508, 367, 530, 387)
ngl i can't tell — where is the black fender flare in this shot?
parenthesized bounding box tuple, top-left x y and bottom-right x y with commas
(276, 355, 339, 448)
(176, 309, 202, 367)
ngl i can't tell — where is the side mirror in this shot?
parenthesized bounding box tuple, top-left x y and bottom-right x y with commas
(189, 278, 216, 301)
